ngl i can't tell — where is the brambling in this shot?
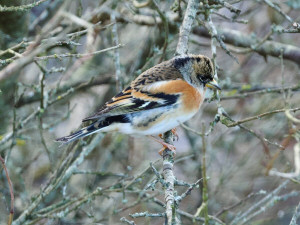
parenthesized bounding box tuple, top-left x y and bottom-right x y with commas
(56, 54, 220, 153)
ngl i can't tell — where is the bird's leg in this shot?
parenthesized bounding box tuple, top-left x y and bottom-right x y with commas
(158, 147, 166, 156)
(149, 135, 176, 155)
(157, 146, 176, 156)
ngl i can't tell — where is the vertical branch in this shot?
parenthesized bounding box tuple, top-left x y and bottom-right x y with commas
(111, 13, 122, 92)
(279, 50, 288, 106)
(0, 155, 14, 225)
(36, 62, 52, 163)
(207, 13, 221, 104)
(194, 126, 209, 224)
(201, 126, 209, 224)
(6, 87, 18, 163)
(152, 0, 169, 62)
(162, 131, 178, 225)
(176, 0, 199, 56)
(162, 1, 199, 224)
(289, 201, 300, 225)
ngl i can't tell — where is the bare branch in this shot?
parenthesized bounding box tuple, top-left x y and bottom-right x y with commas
(290, 201, 300, 225)
(0, 0, 48, 12)
(0, 155, 14, 225)
(34, 44, 124, 61)
(226, 107, 300, 127)
(176, 0, 199, 55)
(193, 27, 300, 65)
(230, 180, 290, 225)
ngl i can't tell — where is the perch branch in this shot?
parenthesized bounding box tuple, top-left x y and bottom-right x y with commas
(176, 0, 199, 55)
(160, 0, 200, 224)
(162, 131, 178, 225)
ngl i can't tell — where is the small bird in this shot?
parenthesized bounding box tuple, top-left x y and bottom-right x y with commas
(56, 54, 220, 153)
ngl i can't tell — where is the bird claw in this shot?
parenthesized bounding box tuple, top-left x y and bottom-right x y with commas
(158, 145, 176, 156)
(149, 135, 176, 156)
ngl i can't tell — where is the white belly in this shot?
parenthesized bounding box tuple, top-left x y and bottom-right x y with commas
(134, 112, 195, 135)
(101, 106, 197, 135)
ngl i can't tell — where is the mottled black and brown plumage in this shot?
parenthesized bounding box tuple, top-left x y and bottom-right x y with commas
(56, 55, 220, 147)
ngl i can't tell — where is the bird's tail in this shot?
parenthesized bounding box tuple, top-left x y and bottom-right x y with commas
(56, 115, 128, 144)
(56, 121, 101, 144)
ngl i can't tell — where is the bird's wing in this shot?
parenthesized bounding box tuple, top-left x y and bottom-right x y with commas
(131, 59, 182, 89)
(83, 60, 184, 122)
(82, 82, 181, 122)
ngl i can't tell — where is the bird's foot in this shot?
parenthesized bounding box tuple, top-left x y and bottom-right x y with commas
(149, 136, 176, 156)
(158, 145, 176, 156)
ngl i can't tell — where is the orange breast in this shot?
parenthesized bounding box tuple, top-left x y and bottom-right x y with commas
(152, 79, 203, 112)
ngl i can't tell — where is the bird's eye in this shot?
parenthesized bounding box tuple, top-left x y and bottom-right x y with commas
(197, 74, 212, 84)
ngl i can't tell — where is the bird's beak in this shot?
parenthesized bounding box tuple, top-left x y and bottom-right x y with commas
(206, 79, 221, 90)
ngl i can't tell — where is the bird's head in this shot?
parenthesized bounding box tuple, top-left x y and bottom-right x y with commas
(173, 54, 220, 91)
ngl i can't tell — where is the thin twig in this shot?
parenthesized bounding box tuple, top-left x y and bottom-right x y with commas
(239, 191, 300, 225)
(218, 107, 285, 149)
(0, 0, 48, 12)
(215, 191, 266, 217)
(194, 126, 209, 224)
(34, 44, 124, 60)
(220, 84, 300, 101)
(226, 107, 300, 127)
(204, 13, 239, 63)
(230, 180, 290, 225)
(229, 30, 273, 54)
(175, 179, 202, 204)
(111, 13, 123, 91)
(12, 133, 104, 225)
(269, 143, 300, 179)
(0, 10, 67, 81)
(260, 0, 293, 23)
(120, 217, 136, 225)
(152, 0, 169, 62)
(0, 155, 14, 225)
(289, 201, 300, 225)
(130, 211, 165, 218)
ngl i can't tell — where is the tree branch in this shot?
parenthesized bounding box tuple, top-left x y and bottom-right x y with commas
(193, 27, 300, 65)
(0, 0, 48, 12)
(162, 131, 178, 225)
(0, 155, 14, 225)
(176, 0, 199, 55)
(160, 0, 200, 224)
